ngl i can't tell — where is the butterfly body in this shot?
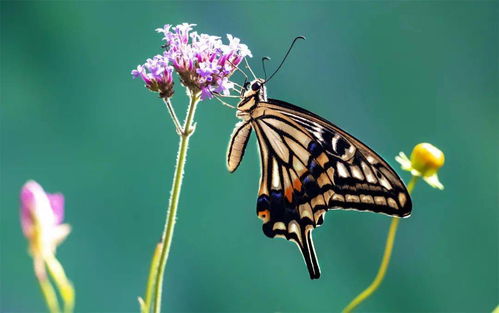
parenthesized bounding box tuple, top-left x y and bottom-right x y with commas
(227, 79, 412, 279)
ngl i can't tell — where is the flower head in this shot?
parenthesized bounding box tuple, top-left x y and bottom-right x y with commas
(20, 180, 71, 257)
(132, 23, 252, 100)
(396, 143, 445, 189)
(131, 55, 174, 99)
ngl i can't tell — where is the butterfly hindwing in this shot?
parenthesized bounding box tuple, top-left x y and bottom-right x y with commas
(252, 118, 323, 279)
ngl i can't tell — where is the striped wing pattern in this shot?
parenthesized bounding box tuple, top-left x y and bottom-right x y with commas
(227, 99, 412, 279)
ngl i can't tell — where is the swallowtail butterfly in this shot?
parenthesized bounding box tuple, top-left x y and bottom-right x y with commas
(226, 43, 412, 280)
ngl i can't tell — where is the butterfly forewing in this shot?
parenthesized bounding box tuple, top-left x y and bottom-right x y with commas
(264, 99, 412, 215)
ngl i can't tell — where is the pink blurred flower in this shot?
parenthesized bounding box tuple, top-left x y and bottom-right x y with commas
(20, 180, 71, 256)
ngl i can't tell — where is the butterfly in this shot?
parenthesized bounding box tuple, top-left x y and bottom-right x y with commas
(226, 78, 412, 280)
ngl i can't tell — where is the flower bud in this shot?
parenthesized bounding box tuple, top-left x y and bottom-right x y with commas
(410, 143, 445, 177)
(395, 143, 445, 190)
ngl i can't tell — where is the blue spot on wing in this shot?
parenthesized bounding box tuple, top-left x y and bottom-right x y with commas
(257, 195, 270, 212)
(308, 159, 322, 178)
(308, 141, 322, 157)
(270, 190, 284, 214)
(303, 175, 320, 197)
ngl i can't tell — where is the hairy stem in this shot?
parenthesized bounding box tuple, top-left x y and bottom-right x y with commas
(151, 92, 200, 313)
(141, 243, 163, 313)
(342, 175, 418, 313)
(163, 98, 182, 135)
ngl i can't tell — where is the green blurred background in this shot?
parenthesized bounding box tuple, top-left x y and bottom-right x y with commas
(1, 1, 497, 312)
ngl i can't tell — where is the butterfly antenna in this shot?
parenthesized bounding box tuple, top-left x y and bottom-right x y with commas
(244, 57, 258, 80)
(264, 36, 306, 84)
(262, 56, 271, 80)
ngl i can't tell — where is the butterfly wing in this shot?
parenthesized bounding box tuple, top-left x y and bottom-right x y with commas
(251, 115, 323, 279)
(264, 99, 412, 216)
(248, 99, 411, 279)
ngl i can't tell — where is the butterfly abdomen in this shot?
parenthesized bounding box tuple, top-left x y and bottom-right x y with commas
(227, 121, 252, 172)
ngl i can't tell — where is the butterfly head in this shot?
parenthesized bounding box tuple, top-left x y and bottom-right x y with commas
(236, 79, 267, 118)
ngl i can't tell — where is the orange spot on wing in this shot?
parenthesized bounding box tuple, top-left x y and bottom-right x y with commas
(258, 209, 270, 222)
(284, 187, 293, 202)
(293, 178, 302, 191)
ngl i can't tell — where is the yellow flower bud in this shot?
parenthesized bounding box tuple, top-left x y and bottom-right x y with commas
(395, 143, 445, 190)
(410, 143, 445, 177)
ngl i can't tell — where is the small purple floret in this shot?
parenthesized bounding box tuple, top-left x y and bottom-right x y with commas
(131, 55, 174, 98)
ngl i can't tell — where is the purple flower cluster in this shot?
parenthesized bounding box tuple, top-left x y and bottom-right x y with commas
(131, 55, 174, 98)
(132, 23, 252, 100)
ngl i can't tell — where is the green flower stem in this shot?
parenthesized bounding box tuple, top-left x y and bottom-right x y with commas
(152, 92, 200, 313)
(164, 98, 182, 135)
(140, 243, 163, 313)
(405, 175, 418, 194)
(343, 175, 419, 313)
(35, 258, 61, 313)
(45, 253, 74, 313)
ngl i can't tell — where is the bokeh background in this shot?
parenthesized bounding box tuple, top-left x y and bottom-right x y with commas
(1, 1, 497, 312)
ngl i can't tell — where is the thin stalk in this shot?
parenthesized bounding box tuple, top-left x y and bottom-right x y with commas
(152, 92, 200, 313)
(163, 98, 182, 135)
(406, 175, 418, 194)
(45, 253, 74, 313)
(342, 175, 419, 313)
(35, 258, 60, 313)
(140, 243, 163, 313)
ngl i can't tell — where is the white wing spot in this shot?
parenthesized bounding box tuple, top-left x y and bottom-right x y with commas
(361, 162, 378, 184)
(299, 203, 314, 221)
(374, 169, 392, 190)
(366, 154, 378, 164)
(350, 165, 365, 180)
(288, 220, 303, 244)
(272, 158, 281, 189)
(332, 135, 339, 152)
(337, 162, 350, 178)
(273, 222, 287, 231)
